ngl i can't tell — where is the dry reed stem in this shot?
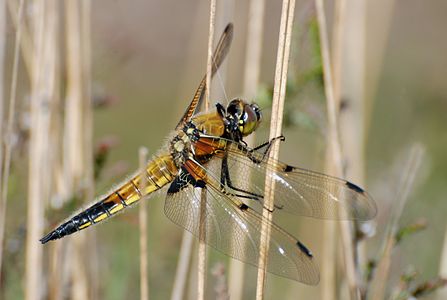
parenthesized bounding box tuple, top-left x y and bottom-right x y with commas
(255, 0, 296, 298)
(205, 0, 217, 112)
(338, 0, 369, 281)
(64, 1, 91, 298)
(26, 0, 58, 298)
(6, 0, 32, 77)
(198, 188, 208, 300)
(331, 0, 346, 108)
(370, 144, 425, 300)
(0, 0, 4, 282)
(438, 225, 447, 299)
(46, 4, 63, 298)
(139, 147, 149, 300)
(79, 1, 98, 298)
(198, 2, 217, 299)
(242, 0, 266, 100)
(171, 232, 194, 300)
(315, 0, 361, 298)
(228, 1, 265, 299)
(0, 0, 24, 283)
(363, 0, 396, 135)
(321, 1, 346, 298)
(321, 155, 337, 300)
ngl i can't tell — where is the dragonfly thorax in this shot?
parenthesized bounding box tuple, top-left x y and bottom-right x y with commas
(169, 123, 200, 168)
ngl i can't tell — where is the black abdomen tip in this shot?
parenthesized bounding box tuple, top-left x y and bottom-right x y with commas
(40, 220, 78, 244)
(40, 231, 59, 244)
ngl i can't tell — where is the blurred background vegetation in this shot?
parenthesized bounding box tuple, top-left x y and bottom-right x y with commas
(1, 0, 446, 299)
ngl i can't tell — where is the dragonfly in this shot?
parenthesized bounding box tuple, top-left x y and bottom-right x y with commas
(41, 23, 376, 284)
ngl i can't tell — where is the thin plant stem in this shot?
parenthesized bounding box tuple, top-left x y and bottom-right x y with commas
(228, 1, 265, 299)
(198, 189, 208, 300)
(64, 1, 91, 298)
(26, 0, 58, 298)
(370, 144, 425, 300)
(6, 0, 32, 77)
(315, 0, 360, 298)
(321, 0, 346, 299)
(255, 0, 296, 298)
(79, 1, 98, 298)
(242, 0, 266, 100)
(0, 0, 24, 283)
(205, 0, 217, 112)
(0, 0, 4, 282)
(363, 0, 397, 137)
(198, 2, 217, 299)
(171, 232, 194, 300)
(338, 0, 369, 283)
(139, 147, 149, 300)
(438, 224, 447, 299)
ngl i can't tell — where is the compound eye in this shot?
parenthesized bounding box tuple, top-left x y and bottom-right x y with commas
(240, 104, 261, 136)
(251, 103, 262, 122)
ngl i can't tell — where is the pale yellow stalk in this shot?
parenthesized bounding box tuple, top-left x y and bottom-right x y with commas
(139, 147, 149, 300)
(228, 1, 265, 299)
(255, 0, 296, 298)
(370, 145, 425, 300)
(198, 2, 217, 299)
(26, 0, 59, 298)
(0, 0, 24, 284)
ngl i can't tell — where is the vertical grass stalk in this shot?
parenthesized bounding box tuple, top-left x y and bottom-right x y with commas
(0, 0, 24, 283)
(369, 144, 425, 300)
(26, 1, 59, 298)
(438, 225, 447, 299)
(64, 1, 93, 298)
(170, 231, 194, 300)
(315, 0, 361, 298)
(198, 1, 217, 299)
(6, 0, 32, 77)
(228, 1, 265, 299)
(321, 0, 346, 299)
(255, 0, 296, 298)
(139, 147, 149, 300)
(80, 1, 98, 298)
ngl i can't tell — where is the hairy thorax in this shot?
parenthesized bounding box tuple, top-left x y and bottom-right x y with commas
(169, 123, 200, 168)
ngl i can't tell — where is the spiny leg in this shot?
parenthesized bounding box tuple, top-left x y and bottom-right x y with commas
(220, 153, 262, 199)
(238, 135, 286, 164)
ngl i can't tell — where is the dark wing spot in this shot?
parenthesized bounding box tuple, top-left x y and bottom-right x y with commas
(168, 175, 190, 194)
(297, 241, 313, 258)
(168, 167, 206, 193)
(346, 181, 365, 194)
(195, 180, 206, 188)
(239, 203, 249, 211)
(283, 165, 294, 172)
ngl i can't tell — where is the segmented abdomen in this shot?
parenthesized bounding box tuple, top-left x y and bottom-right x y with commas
(40, 154, 178, 243)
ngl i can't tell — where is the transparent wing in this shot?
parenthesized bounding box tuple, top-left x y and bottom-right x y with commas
(222, 142, 377, 220)
(175, 23, 233, 129)
(164, 166, 319, 284)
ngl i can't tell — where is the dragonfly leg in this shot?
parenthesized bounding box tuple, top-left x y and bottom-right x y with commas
(219, 153, 266, 203)
(234, 135, 286, 165)
(251, 135, 286, 160)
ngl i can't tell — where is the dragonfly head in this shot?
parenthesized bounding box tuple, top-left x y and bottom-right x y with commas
(225, 99, 262, 139)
